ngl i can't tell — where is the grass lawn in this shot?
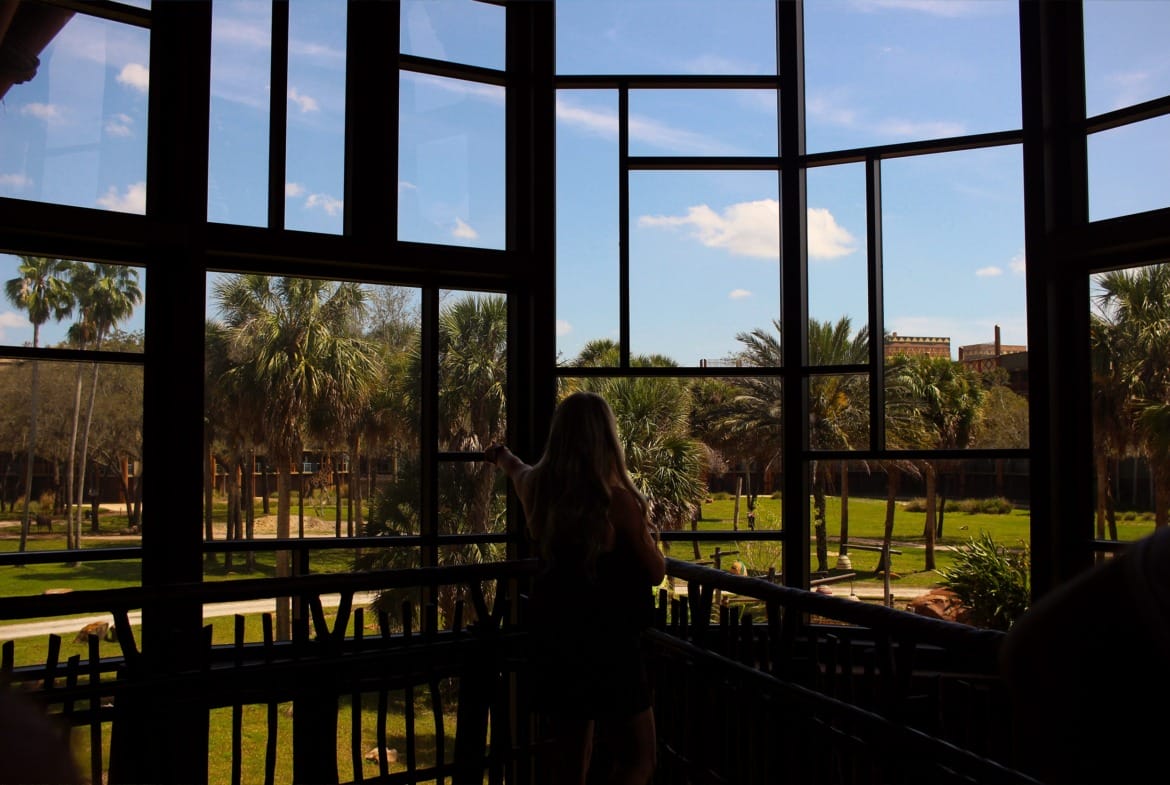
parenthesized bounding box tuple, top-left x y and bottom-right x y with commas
(670, 494, 1156, 591)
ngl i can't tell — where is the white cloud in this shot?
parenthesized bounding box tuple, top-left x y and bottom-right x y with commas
(729, 289, 752, 299)
(976, 266, 1003, 277)
(556, 319, 573, 336)
(556, 95, 736, 154)
(807, 207, 858, 260)
(874, 117, 966, 138)
(288, 87, 319, 113)
(853, 0, 990, 18)
(0, 311, 27, 333)
(452, 217, 478, 240)
(285, 182, 306, 198)
(1009, 251, 1026, 275)
(105, 113, 134, 137)
(96, 182, 146, 214)
(0, 173, 32, 189)
(117, 63, 150, 92)
(305, 193, 343, 216)
(399, 181, 417, 191)
(20, 103, 63, 123)
(639, 200, 857, 262)
(555, 97, 618, 138)
(807, 91, 965, 139)
(639, 200, 778, 258)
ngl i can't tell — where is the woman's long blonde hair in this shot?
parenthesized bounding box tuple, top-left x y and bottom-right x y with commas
(527, 391, 648, 573)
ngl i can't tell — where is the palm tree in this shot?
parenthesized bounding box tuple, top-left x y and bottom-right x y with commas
(884, 354, 984, 570)
(720, 317, 869, 574)
(1094, 264, 1170, 528)
(4, 255, 75, 551)
(214, 275, 380, 640)
(571, 340, 707, 539)
(66, 264, 142, 544)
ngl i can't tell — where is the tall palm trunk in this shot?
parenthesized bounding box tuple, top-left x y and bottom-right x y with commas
(77, 361, 102, 533)
(18, 357, 41, 553)
(877, 469, 900, 575)
(65, 364, 85, 550)
(923, 461, 938, 571)
(275, 461, 292, 640)
(836, 461, 850, 567)
(1094, 449, 1110, 539)
(811, 460, 829, 573)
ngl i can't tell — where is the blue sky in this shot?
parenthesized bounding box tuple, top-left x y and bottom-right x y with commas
(2, 0, 1168, 363)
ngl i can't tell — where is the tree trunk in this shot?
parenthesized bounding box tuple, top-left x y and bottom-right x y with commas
(877, 469, 900, 575)
(19, 357, 42, 553)
(77, 361, 102, 534)
(275, 461, 292, 641)
(836, 461, 851, 569)
(924, 462, 937, 572)
(1094, 449, 1109, 539)
(812, 461, 828, 574)
(350, 433, 364, 535)
(65, 365, 85, 549)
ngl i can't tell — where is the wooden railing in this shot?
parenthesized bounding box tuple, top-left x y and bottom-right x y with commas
(0, 558, 1036, 784)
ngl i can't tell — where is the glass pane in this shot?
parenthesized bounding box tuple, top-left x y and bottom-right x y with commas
(807, 162, 868, 363)
(630, 171, 780, 365)
(209, 0, 271, 226)
(0, 255, 145, 352)
(804, 0, 1020, 153)
(882, 146, 1026, 370)
(400, 0, 504, 71)
(205, 274, 423, 554)
(559, 375, 749, 535)
(0, 9, 149, 211)
(0, 358, 143, 597)
(1088, 116, 1170, 221)
(830, 458, 1031, 613)
(1084, 0, 1170, 116)
(1090, 263, 1170, 542)
(808, 373, 870, 451)
(398, 73, 505, 249)
(557, 90, 619, 365)
(285, 0, 347, 234)
(438, 461, 506, 536)
(556, 0, 776, 76)
(627, 90, 778, 157)
(437, 290, 506, 452)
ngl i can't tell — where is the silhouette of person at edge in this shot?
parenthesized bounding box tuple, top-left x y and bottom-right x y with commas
(483, 391, 666, 785)
(999, 525, 1170, 785)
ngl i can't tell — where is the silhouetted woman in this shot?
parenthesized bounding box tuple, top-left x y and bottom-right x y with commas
(484, 391, 665, 785)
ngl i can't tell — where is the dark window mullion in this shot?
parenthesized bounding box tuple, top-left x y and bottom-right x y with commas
(867, 157, 886, 452)
(619, 85, 631, 369)
(778, 0, 808, 589)
(268, 0, 289, 230)
(421, 287, 440, 569)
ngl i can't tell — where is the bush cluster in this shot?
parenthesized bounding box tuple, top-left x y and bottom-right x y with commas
(903, 497, 1013, 514)
(939, 531, 1030, 630)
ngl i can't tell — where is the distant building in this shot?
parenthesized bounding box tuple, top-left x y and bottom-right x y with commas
(959, 325, 1029, 397)
(884, 333, 951, 358)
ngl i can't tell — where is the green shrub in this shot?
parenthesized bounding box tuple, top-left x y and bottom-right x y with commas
(903, 498, 927, 512)
(711, 492, 731, 501)
(939, 531, 1029, 630)
(1121, 510, 1137, 521)
(770, 491, 782, 500)
(958, 497, 1012, 514)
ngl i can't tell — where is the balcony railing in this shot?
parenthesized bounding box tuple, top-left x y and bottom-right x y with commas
(0, 559, 1036, 784)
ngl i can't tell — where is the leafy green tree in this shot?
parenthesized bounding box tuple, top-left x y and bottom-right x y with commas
(1094, 265, 1170, 529)
(4, 255, 75, 551)
(569, 340, 707, 539)
(66, 264, 142, 544)
(720, 317, 869, 574)
(213, 275, 380, 639)
(885, 354, 984, 570)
